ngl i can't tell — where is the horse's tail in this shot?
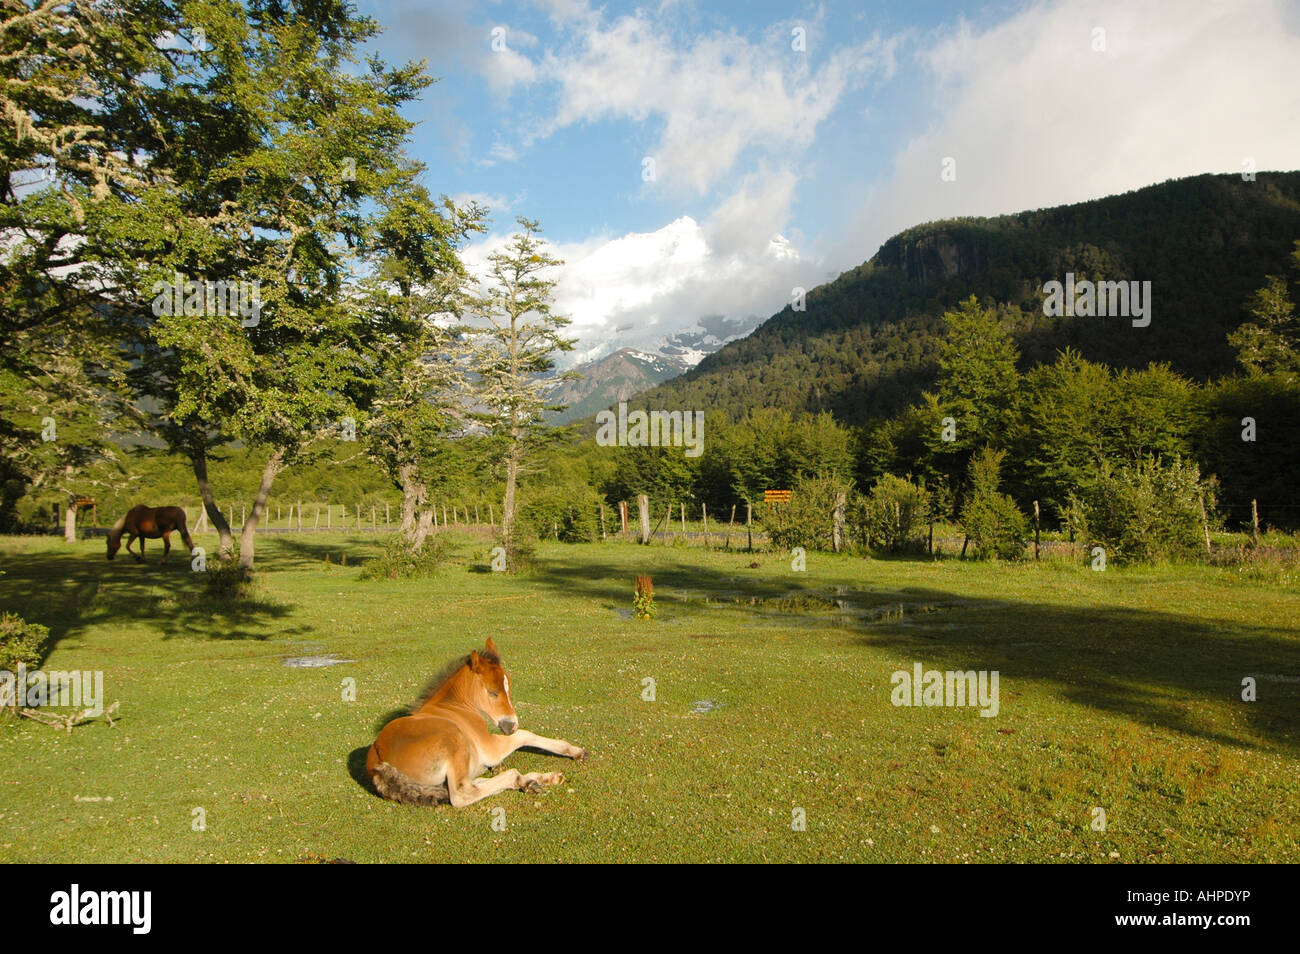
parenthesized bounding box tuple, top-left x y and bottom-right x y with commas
(371, 760, 449, 806)
(176, 508, 195, 550)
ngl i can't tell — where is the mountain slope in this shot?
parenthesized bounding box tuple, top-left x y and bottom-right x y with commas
(549, 349, 685, 424)
(628, 172, 1300, 425)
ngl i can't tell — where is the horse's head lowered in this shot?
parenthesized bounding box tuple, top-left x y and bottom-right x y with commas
(468, 638, 518, 735)
(106, 532, 121, 560)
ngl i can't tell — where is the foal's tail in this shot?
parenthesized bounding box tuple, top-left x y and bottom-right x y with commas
(370, 760, 449, 806)
(177, 511, 195, 551)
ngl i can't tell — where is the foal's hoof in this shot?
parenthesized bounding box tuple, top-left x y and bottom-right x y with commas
(571, 747, 587, 761)
(520, 776, 543, 794)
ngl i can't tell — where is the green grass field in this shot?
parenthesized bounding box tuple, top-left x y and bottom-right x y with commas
(1, 531, 1297, 863)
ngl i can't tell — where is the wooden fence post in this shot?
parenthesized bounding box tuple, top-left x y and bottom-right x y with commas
(599, 501, 607, 540)
(1033, 500, 1040, 560)
(746, 501, 753, 551)
(726, 505, 736, 549)
(1199, 495, 1212, 556)
(702, 503, 708, 546)
(833, 492, 846, 553)
(1252, 499, 1261, 543)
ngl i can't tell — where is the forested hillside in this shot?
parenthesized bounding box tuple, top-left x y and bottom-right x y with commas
(635, 172, 1300, 423)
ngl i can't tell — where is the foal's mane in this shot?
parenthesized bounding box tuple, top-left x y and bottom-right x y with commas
(410, 648, 500, 710)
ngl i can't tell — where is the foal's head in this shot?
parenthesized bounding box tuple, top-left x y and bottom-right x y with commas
(106, 532, 121, 560)
(468, 638, 518, 735)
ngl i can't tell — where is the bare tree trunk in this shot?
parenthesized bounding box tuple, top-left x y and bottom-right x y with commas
(192, 447, 234, 560)
(238, 450, 284, 569)
(411, 507, 435, 549)
(64, 493, 77, 543)
(502, 443, 521, 561)
(397, 463, 430, 548)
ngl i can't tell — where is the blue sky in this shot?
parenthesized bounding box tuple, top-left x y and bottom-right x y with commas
(353, 0, 1300, 364)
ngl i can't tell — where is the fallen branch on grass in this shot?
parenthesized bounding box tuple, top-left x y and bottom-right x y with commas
(17, 701, 119, 733)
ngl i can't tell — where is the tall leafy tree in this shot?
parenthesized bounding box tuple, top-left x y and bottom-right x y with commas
(466, 217, 576, 567)
(921, 296, 1022, 489)
(360, 188, 484, 550)
(1228, 241, 1300, 379)
(126, 0, 441, 568)
(0, 0, 169, 531)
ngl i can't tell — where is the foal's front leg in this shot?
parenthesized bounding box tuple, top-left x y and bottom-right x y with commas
(490, 728, 586, 763)
(160, 532, 172, 563)
(127, 533, 144, 563)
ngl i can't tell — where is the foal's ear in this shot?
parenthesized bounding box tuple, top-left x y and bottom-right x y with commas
(485, 637, 499, 657)
(468, 650, 481, 672)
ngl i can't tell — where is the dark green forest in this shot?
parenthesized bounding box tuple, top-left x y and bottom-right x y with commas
(635, 172, 1300, 422)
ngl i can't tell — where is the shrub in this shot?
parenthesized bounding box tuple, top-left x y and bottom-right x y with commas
(521, 480, 604, 543)
(360, 534, 454, 581)
(204, 562, 257, 599)
(761, 475, 854, 552)
(499, 531, 538, 574)
(859, 474, 930, 553)
(1068, 455, 1213, 564)
(0, 612, 47, 674)
(960, 448, 1028, 560)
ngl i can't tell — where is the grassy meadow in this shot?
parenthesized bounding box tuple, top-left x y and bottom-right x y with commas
(0, 530, 1297, 863)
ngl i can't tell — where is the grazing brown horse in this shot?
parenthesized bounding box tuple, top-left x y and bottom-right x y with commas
(366, 638, 586, 806)
(106, 505, 195, 564)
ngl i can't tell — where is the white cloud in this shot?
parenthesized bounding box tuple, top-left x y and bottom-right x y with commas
(462, 215, 807, 366)
(449, 191, 512, 217)
(533, 8, 897, 195)
(832, 0, 1300, 270)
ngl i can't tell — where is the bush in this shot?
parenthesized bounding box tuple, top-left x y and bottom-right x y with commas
(1068, 455, 1213, 564)
(360, 534, 454, 581)
(0, 612, 47, 674)
(761, 476, 853, 552)
(960, 448, 1028, 560)
(858, 474, 930, 553)
(520, 480, 604, 543)
(204, 562, 257, 599)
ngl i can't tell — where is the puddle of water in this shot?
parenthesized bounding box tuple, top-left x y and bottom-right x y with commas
(283, 655, 354, 668)
(690, 699, 723, 714)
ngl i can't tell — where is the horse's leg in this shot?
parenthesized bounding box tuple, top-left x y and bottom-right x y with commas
(445, 746, 528, 806)
(485, 728, 586, 763)
(126, 533, 143, 563)
(160, 532, 171, 563)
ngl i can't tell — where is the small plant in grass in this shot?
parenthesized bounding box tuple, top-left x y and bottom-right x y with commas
(633, 574, 656, 620)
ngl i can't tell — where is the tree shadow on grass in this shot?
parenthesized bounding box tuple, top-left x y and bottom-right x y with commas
(520, 553, 1300, 755)
(0, 548, 308, 662)
(260, 535, 382, 571)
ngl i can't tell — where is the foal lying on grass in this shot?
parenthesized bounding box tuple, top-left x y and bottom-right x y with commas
(366, 638, 586, 806)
